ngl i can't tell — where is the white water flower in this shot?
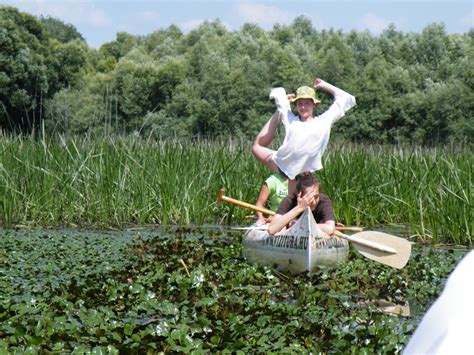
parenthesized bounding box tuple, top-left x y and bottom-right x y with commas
(192, 272, 205, 288)
(155, 322, 170, 336)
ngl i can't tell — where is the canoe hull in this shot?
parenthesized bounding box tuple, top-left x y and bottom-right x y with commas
(242, 208, 349, 274)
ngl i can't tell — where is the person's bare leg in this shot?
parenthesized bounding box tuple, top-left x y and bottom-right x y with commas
(252, 111, 282, 172)
(252, 144, 279, 172)
(253, 111, 280, 148)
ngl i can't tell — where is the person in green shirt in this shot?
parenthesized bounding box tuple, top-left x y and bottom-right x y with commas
(254, 173, 288, 225)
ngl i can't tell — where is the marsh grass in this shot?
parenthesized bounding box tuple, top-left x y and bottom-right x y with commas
(320, 143, 472, 245)
(0, 135, 471, 244)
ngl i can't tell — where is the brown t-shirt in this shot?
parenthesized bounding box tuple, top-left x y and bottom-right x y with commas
(276, 192, 335, 223)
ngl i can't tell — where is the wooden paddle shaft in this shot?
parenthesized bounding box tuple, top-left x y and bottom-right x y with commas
(336, 226, 363, 232)
(334, 230, 397, 254)
(218, 189, 275, 216)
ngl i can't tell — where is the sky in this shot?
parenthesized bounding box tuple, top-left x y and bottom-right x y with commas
(2, 0, 473, 48)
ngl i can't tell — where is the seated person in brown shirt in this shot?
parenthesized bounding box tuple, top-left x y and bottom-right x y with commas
(267, 174, 335, 236)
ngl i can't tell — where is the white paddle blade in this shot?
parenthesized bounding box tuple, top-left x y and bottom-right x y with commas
(350, 231, 412, 269)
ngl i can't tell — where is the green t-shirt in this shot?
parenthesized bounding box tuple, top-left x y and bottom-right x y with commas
(265, 174, 288, 211)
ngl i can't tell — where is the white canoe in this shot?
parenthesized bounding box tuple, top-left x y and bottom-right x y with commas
(242, 207, 349, 274)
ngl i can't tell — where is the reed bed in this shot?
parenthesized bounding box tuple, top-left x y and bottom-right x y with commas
(0, 135, 471, 245)
(320, 143, 472, 245)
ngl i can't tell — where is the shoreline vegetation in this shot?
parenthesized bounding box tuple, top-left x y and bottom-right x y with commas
(1, 135, 471, 246)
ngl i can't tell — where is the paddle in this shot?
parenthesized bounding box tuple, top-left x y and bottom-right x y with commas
(334, 230, 411, 269)
(217, 188, 363, 232)
(218, 188, 412, 269)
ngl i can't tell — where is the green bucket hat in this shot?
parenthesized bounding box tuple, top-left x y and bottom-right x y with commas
(290, 86, 321, 105)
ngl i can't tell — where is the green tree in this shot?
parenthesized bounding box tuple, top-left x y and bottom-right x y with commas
(189, 53, 270, 137)
(45, 87, 107, 134)
(340, 51, 390, 142)
(96, 56, 117, 73)
(347, 30, 376, 68)
(416, 80, 472, 144)
(0, 6, 49, 131)
(183, 19, 227, 48)
(416, 23, 450, 72)
(291, 15, 316, 40)
(99, 32, 139, 61)
(143, 24, 183, 60)
(260, 39, 305, 89)
(378, 24, 403, 64)
(316, 34, 357, 87)
(271, 23, 294, 46)
(46, 39, 90, 91)
(111, 48, 163, 130)
(45, 69, 118, 135)
(397, 33, 419, 66)
(39, 15, 84, 43)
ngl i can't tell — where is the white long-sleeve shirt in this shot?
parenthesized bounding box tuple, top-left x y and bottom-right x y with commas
(269, 85, 356, 179)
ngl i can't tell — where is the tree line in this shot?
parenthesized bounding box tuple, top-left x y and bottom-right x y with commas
(1, 5, 473, 144)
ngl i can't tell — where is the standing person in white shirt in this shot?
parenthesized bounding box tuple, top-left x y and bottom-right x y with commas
(252, 78, 356, 193)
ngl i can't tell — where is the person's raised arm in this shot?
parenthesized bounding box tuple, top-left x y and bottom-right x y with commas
(313, 78, 356, 121)
(314, 78, 337, 95)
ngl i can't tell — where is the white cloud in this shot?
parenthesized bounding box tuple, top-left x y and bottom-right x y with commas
(86, 7, 112, 27)
(460, 9, 473, 27)
(361, 12, 390, 34)
(3, 0, 111, 28)
(136, 10, 161, 23)
(236, 2, 291, 27)
(301, 12, 325, 31)
(180, 18, 205, 32)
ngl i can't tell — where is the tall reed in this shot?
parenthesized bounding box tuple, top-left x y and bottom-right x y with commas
(320, 143, 472, 245)
(0, 135, 471, 245)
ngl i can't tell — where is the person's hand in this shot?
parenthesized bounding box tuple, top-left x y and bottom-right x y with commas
(255, 217, 266, 225)
(314, 78, 323, 88)
(296, 189, 317, 209)
(287, 218, 297, 228)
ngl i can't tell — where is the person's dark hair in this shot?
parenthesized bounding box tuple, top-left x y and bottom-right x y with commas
(295, 173, 320, 192)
